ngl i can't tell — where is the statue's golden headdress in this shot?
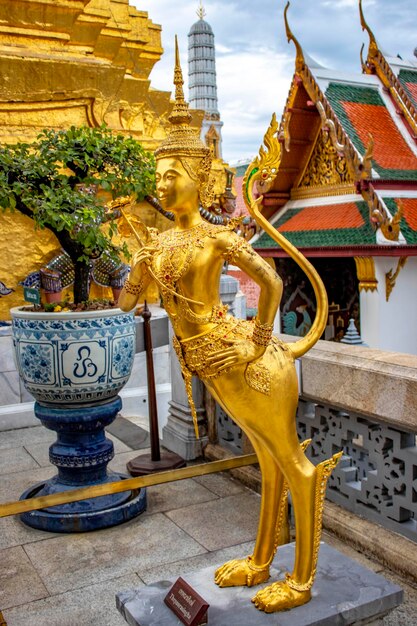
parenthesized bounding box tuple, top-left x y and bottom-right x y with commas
(155, 37, 213, 207)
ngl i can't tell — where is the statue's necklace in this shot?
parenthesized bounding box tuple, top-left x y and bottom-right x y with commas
(156, 222, 218, 287)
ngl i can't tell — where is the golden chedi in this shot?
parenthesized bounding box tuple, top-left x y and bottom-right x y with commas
(119, 39, 341, 613)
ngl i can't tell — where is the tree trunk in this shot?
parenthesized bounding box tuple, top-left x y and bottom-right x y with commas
(73, 261, 91, 304)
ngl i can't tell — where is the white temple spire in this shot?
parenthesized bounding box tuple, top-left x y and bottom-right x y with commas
(188, 4, 223, 158)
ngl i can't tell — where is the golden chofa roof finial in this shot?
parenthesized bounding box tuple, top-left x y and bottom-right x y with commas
(284, 2, 305, 74)
(359, 0, 379, 69)
(197, 1, 206, 20)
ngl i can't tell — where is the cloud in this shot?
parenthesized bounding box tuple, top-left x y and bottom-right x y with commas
(132, 0, 416, 161)
(321, 0, 376, 8)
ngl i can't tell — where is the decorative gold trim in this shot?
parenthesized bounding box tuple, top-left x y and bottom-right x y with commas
(293, 123, 322, 187)
(252, 318, 274, 347)
(359, 0, 417, 137)
(296, 128, 354, 191)
(123, 278, 144, 296)
(361, 182, 391, 230)
(278, 74, 298, 153)
(354, 257, 378, 292)
(291, 183, 355, 200)
(385, 257, 407, 302)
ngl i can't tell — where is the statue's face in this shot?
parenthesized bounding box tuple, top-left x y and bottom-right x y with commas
(155, 158, 199, 212)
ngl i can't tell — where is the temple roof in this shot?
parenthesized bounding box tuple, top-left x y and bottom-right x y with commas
(253, 197, 375, 251)
(324, 81, 417, 181)
(253, 195, 417, 252)
(249, 2, 417, 256)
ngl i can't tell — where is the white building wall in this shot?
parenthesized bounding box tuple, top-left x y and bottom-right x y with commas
(360, 256, 417, 355)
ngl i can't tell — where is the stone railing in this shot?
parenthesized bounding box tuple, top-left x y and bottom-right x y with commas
(212, 338, 417, 545)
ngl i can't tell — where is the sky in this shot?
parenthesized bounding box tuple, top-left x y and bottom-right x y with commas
(132, 1, 416, 164)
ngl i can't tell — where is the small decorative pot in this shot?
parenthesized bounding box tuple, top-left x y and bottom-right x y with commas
(10, 307, 146, 532)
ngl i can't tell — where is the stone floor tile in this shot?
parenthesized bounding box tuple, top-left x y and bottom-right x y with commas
(122, 414, 149, 431)
(3, 573, 142, 626)
(0, 426, 53, 450)
(193, 472, 246, 498)
(22, 442, 51, 467)
(380, 573, 417, 626)
(0, 446, 40, 475)
(139, 541, 255, 585)
(107, 433, 132, 453)
(0, 546, 48, 609)
(107, 416, 149, 450)
(24, 512, 207, 595)
(0, 516, 58, 550)
(165, 492, 260, 552)
(108, 449, 151, 474)
(0, 466, 55, 504)
(146, 478, 219, 514)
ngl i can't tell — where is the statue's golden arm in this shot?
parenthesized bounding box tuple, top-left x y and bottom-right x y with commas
(220, 231, 282, 323)
(229, 237, 282, 326)
(118, 247, 155, 312)
(205, 233, 282, 374)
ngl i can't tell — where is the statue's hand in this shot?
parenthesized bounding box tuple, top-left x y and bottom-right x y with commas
(206, 339, 265, 374)
(130, 246, 156, 279)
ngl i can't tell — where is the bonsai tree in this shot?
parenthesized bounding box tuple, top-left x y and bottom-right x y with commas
(0, 125, 156, 304)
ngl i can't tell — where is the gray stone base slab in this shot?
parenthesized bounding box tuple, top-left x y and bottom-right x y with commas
(116, 542, 402, 626)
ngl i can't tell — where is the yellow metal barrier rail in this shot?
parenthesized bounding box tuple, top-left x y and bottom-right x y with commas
(0, 454, 258, 519)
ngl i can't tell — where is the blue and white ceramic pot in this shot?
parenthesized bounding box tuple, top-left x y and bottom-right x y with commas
(11, 307, 146, 532)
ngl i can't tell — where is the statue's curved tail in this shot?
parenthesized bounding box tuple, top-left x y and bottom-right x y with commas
(243, 114, 328, 359)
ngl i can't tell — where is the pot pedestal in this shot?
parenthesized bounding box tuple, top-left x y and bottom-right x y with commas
(20, 396, 146, 533)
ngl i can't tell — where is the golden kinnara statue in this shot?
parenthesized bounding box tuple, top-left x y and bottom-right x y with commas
(119, 38, 341, 614)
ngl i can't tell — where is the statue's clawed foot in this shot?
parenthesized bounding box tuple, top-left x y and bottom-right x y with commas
(214, 557, 270, 588)
(252, 579, 311, 613)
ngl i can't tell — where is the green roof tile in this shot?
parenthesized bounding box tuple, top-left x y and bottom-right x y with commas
(253, 201, 376, 249)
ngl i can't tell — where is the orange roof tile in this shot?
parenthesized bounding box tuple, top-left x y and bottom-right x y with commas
(280, 202, 364, 232)
(342, 101, 417, 171)
(401, 198, 417, 230)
